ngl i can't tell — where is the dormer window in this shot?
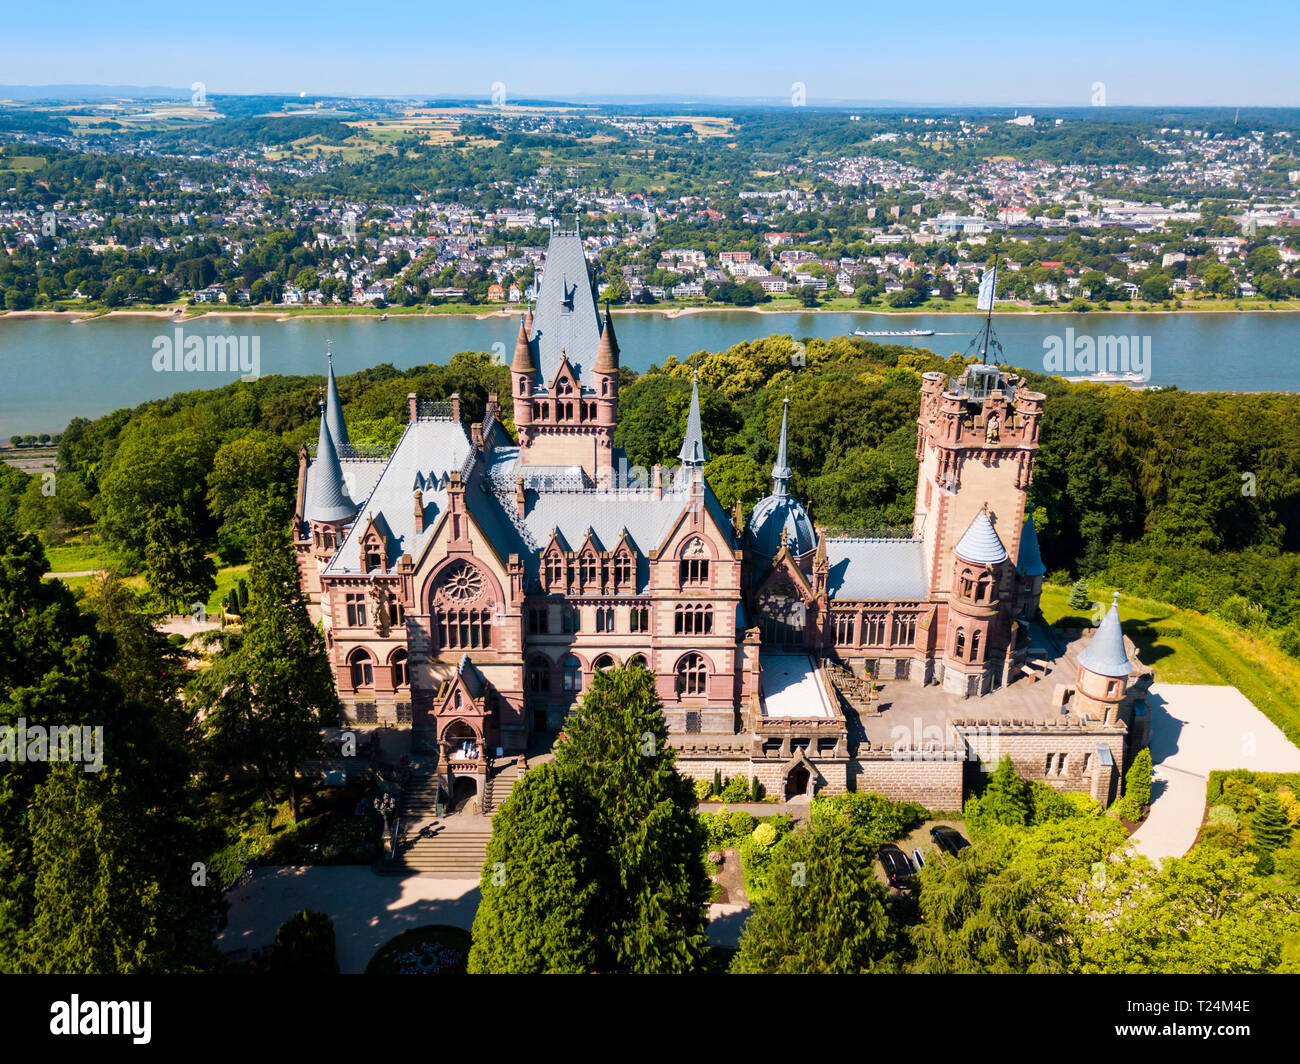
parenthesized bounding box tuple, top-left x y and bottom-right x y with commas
(365, 550, 383, 573)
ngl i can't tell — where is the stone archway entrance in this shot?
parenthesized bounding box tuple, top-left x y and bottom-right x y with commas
(785, 763, 811, 799)
(450, 775, 479, 813)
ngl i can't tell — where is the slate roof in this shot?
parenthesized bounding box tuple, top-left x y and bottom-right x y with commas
(953, 509, 1009, 565)
(1077, 594, 1133, 677)
(325, 355, 350, 452)
(321, 418, 473, 574)
(677, 376, 708, 465)
(1018, 508, 1047, 577)
(527, 229, 601, 391)
(303, 410, 359, 524)
(824, 538, 928, 601)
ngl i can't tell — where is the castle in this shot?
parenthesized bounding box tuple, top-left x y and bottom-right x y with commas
(294, 228, 1150, 812)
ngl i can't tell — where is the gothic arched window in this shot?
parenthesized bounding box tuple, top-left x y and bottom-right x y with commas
(676, 653, 707, 697)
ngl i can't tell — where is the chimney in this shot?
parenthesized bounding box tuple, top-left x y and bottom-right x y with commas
(450, 392, 461, 422)
(652, 464, 663, 498)
(413, 489, 424, 533)
(408, 392, 418, 422)
(515, 476, 526, 518)
(472, 423, 484, 447)
(487, 391, 499, 417)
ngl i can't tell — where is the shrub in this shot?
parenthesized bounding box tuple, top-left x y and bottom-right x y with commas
(1221, 776, 1260, 814)
(1277, 786, 1300, 827)
(712, 769, 722, 797)
(728, 810, 756, 838)
(751, 822, 778, 848)
(721, 776, 751, 803)
(1207, 804, 1239, 828)
(1253, 793, 1293, 854)
(1124, 748, 1152, 810)
(694, 778, 713, 802)
(749, 776, 764, 801)
(271, 909, 338, 974)
(1275, 841, 1300, 885)
(1064, 792, 1103, 818)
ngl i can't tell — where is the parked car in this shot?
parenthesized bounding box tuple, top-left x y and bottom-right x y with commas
(878, 843, 917, 889)
(930, 825, 970, 857)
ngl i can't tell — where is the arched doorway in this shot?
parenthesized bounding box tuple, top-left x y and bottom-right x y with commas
(450, 775, 478, 813)
(785, 763, 811, 799)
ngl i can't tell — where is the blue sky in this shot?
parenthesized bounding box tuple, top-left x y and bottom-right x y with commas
(5, 0, 1299, 106)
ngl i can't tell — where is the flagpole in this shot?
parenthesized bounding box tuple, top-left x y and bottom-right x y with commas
(981, 253, 998, 364)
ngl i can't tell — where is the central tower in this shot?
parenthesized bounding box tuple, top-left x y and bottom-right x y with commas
(510, 226, 617, 478)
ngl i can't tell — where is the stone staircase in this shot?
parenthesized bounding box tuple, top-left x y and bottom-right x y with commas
(398, 822, 493, 878)
(400, 771, 441, 819)
(483, 760, 524, 813)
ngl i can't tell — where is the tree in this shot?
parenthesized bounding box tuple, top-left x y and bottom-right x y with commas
(270, 910, 338, 973)
(909, 834, 1071, 973)
(964, 757, 1032, 834)
(188, 502, 338, 819)
(1253, 792, 1292, 856)
(732, 813, 894, 973)
(550, 662, 711, 973)
(1066, 577, 1091, 610)
(143, 504, 216, 616)
(1124, 747, 1153, 809)
(703, 453, 769, 517)
(469, 763, 597, 973)
(1078, 846, 1300, 974)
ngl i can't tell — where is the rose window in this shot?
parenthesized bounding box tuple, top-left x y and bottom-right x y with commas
(442, 562, 483, 601)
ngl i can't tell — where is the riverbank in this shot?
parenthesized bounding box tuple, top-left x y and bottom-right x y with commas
(5, 296, 1300, 323)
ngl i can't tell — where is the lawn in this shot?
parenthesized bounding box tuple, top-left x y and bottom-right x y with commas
(1040, 582, 1300, 746)
(43, 539, 119, 573)
(365, 926, 471, 974)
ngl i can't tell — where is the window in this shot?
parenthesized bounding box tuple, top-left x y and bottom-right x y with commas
(545, 554, 563, 589)
(1057, 753, 1068, 775)
(349, 651, 373, 689)
(1082, 753, 1091, 774)
(390, 649, 408, 688)
(562, 608, 580, 634)
(527, 657, 550, 694)
(436, 608, 492, 650)
(970, 630, 981, 658)
(892, 613, 916, 647)
(614, 553, 633, 590)
(593, 654, 615, 671)
(580, 553, 598, 586)
(388, 595, 405, 627)
(864, 613, 887, 646)
(365, 548, 383, 573)
(630, 606, 649, 633)
(596, 607, 614, 633)
(676, 653, 707, 697)
(562, 655, 582, 693)
(675, 604, 713, 635)
(528, 606, 548, 634)
(834, 613, 856, 644)
(345, 593, 367, 628)
(954, 627, 966, 659)
(679, 558, 709, 586)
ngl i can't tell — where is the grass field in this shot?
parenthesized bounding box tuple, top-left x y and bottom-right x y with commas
(1040, 582, 1300, 745)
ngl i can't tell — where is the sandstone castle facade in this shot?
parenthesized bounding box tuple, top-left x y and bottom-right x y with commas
(294, 228, 1150, 811)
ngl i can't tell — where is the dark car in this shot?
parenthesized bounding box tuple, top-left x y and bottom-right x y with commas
(878, 844, 917, 889)
(930, 825, 970, 857)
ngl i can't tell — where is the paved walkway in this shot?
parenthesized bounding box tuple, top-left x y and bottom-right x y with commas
(1131, 683, 1300, 861)
(220, 865, 752, 971)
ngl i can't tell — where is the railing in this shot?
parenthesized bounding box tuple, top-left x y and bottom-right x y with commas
(306, 441, 394, 460)
(416, 400, 455, 420)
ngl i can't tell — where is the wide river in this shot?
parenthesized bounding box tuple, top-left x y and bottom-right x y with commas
(2, 309, 1298, 436)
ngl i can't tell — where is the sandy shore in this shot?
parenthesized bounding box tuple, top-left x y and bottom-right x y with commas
(5, 301, 1299, 323)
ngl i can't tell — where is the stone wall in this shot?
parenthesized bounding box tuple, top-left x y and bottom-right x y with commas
(849, 755, 965, 810)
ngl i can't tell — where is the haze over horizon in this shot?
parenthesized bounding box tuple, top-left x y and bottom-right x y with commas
(3, 0, 1298, 108)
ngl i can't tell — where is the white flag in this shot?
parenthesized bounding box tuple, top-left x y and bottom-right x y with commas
(977, 265, 997, 311)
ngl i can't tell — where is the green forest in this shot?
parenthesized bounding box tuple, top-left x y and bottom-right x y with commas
(3, 333, 1299, 662)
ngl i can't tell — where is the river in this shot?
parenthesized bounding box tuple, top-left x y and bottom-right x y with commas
(1, 309, 1298, 436)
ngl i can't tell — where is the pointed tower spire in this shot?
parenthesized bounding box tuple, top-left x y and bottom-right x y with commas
(1078, 592, 1133, 677)
(594, 302, 620, 374)
(771, 396, 793, 497)
(511, 314, 535, 374)
(324, 344, 350, 453)
(305, 401, 359, 524)
(677, 371, 708, 466)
